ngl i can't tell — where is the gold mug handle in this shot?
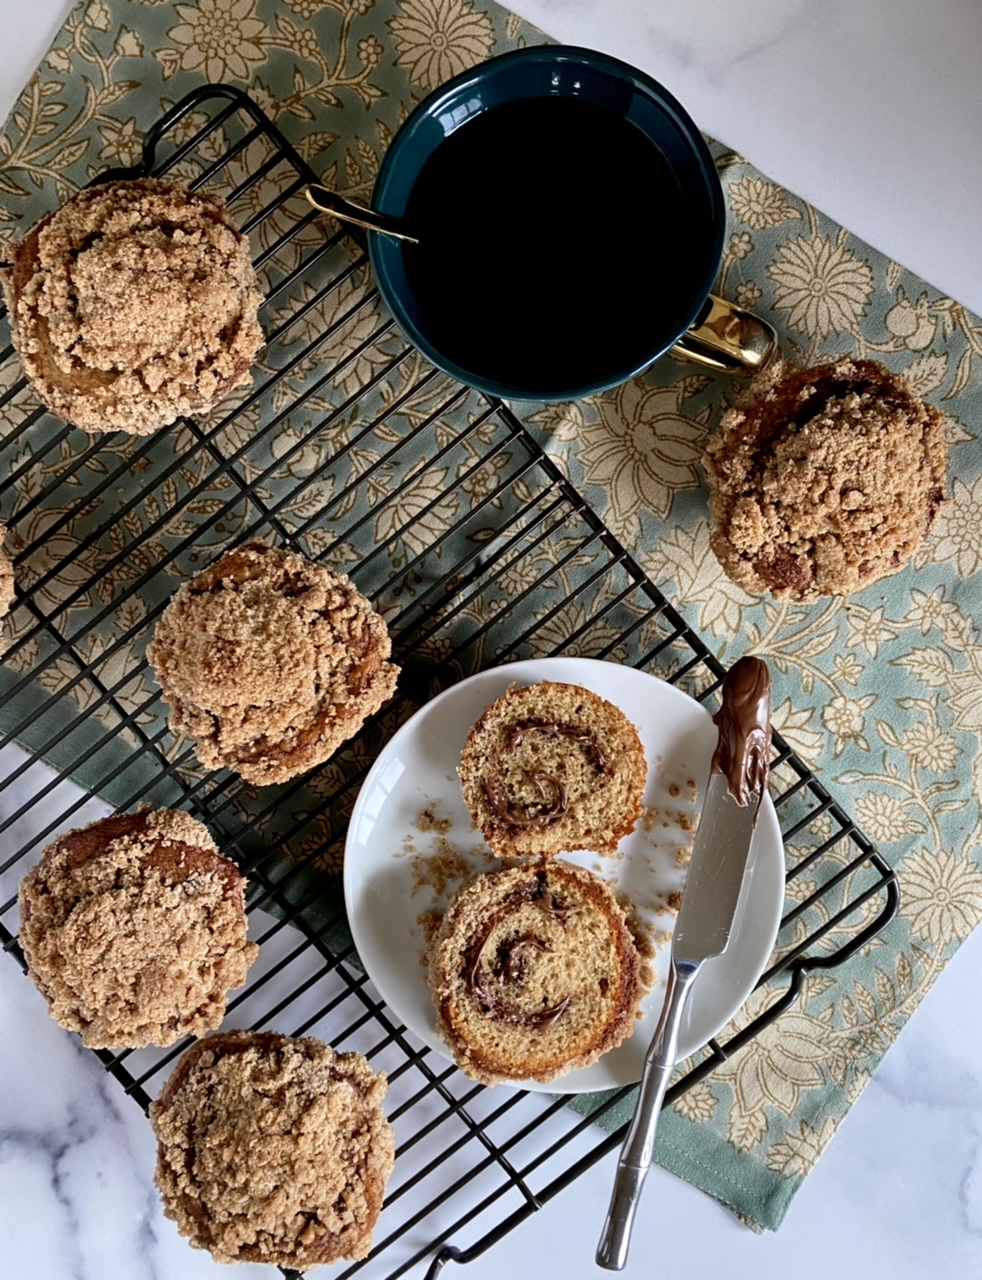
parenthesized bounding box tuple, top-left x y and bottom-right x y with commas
(669, 294, 778, 375)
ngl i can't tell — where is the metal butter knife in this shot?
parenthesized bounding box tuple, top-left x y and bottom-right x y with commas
(596, 655, 772, 1270)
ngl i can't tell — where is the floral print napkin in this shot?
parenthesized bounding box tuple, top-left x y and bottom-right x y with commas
(2, 0, 982, 1234)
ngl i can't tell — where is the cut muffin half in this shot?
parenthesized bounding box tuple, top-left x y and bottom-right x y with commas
(459, 681, 646, 857)
(428, 859, 642, 1086)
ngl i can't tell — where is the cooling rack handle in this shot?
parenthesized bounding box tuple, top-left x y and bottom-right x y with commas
(86, 84, 263, 187)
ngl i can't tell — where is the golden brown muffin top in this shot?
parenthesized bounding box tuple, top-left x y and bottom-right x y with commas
(703, 358, 948, 601)
(150, 1030, 395, 1268)
(1, 178, 264, 434)
(147, 542, 399, 785)
(17, 809, 257, 1049)
(0, 522, 14, 642)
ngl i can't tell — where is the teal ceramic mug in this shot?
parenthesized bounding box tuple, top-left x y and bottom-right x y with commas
(314, 46, 775, 401)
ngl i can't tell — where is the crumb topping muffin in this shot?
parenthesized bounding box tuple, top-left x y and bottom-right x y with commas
(1, 178, 264, 435)
(428, 860, 642, 1086)
(150, 1030, 395, 1268)
(459, 681, 646, 858)
(147, 542, 399, 786)
(0, 522, 14, 644)
(703, 357, 948, 601)
(17, 809, 258, 1049)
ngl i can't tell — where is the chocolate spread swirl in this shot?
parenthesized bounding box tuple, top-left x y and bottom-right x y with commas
(465, 873, 576, 1029)
(482, 719, 609, 831)
(483, 772, 567, 830)
(503, 719, 609, 773)
(493, 934, 551, 984)
(711, 656, 772, 809)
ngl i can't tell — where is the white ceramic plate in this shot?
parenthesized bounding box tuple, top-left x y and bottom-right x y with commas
(343, 657, 785, 1093)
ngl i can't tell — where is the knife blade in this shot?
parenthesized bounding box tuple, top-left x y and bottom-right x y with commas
(596, 656, 772, 1271)
(673, 769, 761, 964)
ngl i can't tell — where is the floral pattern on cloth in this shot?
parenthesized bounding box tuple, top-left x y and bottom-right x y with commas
(1, 0, 981, 1234)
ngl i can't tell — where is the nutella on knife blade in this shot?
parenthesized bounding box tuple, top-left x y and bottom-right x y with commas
(711, 656, 772, 809)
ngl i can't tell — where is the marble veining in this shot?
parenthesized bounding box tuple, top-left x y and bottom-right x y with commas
(0, 936, 270, 1280)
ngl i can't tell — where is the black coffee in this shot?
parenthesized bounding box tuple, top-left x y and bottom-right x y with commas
(401, 95, 703, 395)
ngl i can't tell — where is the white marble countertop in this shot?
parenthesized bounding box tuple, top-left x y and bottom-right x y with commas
(3, 2, 982, 1278)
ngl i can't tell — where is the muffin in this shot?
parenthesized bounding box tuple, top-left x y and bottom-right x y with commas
(150, 1030, 395, 1268)
(1, 177, 264, 435)
(428, 860, 642, 1086)
(458, 681, 646, 857)
(703, 357, 948, 601)
(0, 522, 14, 644)
(148, 542, 398, 785)
(17, 808, 258, 1049)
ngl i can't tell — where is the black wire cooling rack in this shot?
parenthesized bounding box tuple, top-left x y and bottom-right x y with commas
(0, 86, 898, 1279)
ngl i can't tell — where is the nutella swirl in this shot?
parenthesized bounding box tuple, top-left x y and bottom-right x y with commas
(482, 771, 567, 830)
(711, 656, 772, 808)
(465, 873, 577, 1030)
(503, 718, 609, 773)
(493, 933, 551, 984)
(481, 718, 609, 831)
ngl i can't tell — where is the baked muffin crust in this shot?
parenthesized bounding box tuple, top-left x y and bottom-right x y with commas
(0, 522, 14, 646)
(1, 178, 264, 435)
(147, 542, 399, 785)
(150, 1030, 395, 1268)
(17, 809, 257, 1049)
(703, 357, 948, 601)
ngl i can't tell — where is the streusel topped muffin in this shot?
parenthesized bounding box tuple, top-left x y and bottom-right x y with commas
(1, 178, 264, 434)
(150, 1031, 395, 1268)
(148, 542, 399, 785)
(18, 808, 257, 1049)
(0, 522, 14, 646)
(703, 357, 948, 601)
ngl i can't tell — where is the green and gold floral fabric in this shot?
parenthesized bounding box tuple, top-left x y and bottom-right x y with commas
(2, 0, 982, 1234)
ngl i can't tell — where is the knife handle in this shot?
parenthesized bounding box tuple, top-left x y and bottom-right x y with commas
(596, 959, 701, 1271)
